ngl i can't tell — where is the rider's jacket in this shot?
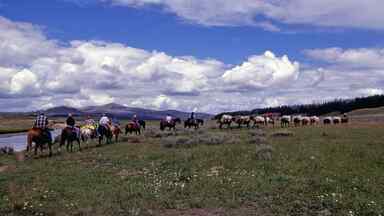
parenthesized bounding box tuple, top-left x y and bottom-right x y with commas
(85, 118, 95, 125)
(66, 117, 75, 127)
(99, 116, 110, 126)
(34, 115, 48, 129)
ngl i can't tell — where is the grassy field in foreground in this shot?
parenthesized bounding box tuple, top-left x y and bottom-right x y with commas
(0, 122, 384, 215)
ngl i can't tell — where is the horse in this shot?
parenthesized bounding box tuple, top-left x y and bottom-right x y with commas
(234, 116, 252, 129)
(97, 124, 113, 145)
(217, 115, 233, 129)
(60, 127, 81, 152)
(160, 118, 181, 131)
(125, 122, 141, 135)
(293, 116, 302, 127)
(280, 116, 291, 128)
(251, 116, 265, 128)
(80, 127, 96, 148)
(138, 120, 146, 130)
(111, 125, 121, 142)
(184, 118, 203, 129)
(26, 128, 53, 157)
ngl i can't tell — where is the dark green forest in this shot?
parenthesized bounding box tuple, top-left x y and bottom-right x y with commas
(216, 95, 384, 118)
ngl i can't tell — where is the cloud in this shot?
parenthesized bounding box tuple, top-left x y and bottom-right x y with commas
(1, 15, 383, 114)
(10, 69, 40, 94)
(152, 94, 179, 110)
(356, 88, 384, 96)
(97, 0, 384, 30)
(304, 48, 384, 69)
(222, 51, 299, 90)
(0, 16, 56, 67)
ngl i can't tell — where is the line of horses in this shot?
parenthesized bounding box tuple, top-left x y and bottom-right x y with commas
(217, 115, 275, 129)
(25, 117, 205, 158)
(217, 114, 349, 129)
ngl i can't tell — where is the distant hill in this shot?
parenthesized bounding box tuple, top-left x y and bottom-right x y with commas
(347, 106, 384, 116)
(39, 103, 212, 120)
(45, 106, 84, 117)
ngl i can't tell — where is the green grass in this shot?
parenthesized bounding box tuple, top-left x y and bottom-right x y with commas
(0, 122, 383, 215)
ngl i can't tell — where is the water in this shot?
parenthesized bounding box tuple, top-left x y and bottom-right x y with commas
(0, 129, 61, 151)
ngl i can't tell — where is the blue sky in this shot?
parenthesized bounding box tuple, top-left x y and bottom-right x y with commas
(0, 0, 384, 113)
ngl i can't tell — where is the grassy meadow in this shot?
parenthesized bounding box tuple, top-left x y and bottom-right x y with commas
(0, 120, 383, 215)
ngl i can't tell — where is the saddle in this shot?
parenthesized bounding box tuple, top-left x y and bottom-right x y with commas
(66, 126, 79, 138)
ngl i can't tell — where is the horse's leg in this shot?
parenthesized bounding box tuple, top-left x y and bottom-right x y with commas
(78, 139, 81, 151)
(48, 142, 52, 157)
(34, 143, 38, 156)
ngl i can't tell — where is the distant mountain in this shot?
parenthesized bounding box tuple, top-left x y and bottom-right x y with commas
(41, 103, 212, 120)
(45, 106, 84, 117)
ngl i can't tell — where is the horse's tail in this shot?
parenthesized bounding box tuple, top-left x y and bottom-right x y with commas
(27, 132, 33, 152)
(60, 130, 66, 147)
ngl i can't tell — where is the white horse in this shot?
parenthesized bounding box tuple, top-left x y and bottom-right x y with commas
(80, 127, 95, 148)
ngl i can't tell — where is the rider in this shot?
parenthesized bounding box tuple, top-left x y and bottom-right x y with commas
(99, 113, 110, 128)
(99, 113, 111, 137)
(132, 114, 139, 127)
(66, 113, 79, 137)
(165, 113, 172, 123)
(33, 112, 52, 142)
(84, 115, 96, 127)
(190, 112, 195, 120)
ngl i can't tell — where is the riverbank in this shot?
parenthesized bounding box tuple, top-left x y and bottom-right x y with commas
(0, 129, 29, 135)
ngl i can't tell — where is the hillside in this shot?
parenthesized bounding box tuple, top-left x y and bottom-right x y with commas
(37, 103, 213, 120)
(347, 106, 384, 116)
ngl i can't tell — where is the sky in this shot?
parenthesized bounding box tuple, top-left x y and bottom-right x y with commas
(0, 0, 384, 114)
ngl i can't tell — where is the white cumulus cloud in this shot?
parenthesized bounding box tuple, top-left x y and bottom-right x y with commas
(222, 51, 299, 89)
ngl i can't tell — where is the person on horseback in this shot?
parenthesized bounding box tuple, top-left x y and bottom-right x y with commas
(99, 113, 110, 136)
(165, 114, 172, 123)
(82, 115, 97, 137)
(66, 113, 80, 138)
(84, 115, 96, 127)
(99, 113, 110, 126)
(132, 114, 139, 127)
(33, 112, 52, 142)
(190, 112, 195, 120)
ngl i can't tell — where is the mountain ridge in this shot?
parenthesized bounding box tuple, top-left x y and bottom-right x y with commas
(43, 103, 213, 120)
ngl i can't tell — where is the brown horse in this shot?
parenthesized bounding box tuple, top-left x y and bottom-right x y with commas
(160, 118, 181, 131)
(125, 122, 141, 135)
(60, 127, 81, 152)
(111, 125, 121, 142)
(26, 128, 53, 157)
(97, 124, 112, 145)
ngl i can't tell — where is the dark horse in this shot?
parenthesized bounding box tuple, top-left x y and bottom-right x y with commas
(98, 124, 113, 145)
(160, 118, 181, 131)
(138, 120, 146, 130)
(60, 127, 81, 152)
(125, 122, 141, 135)
(27, 128, 53, 157)
(184, 118, 204, 129)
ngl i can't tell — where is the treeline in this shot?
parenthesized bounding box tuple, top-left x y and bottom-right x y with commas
(216, 95, 384, 118)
